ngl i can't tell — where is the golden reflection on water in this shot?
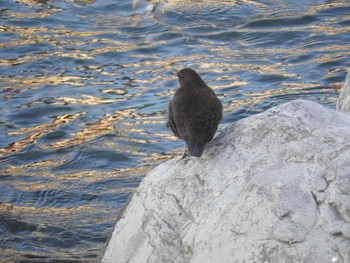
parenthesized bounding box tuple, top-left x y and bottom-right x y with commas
(2, 160, 65, 177)
(1, 132, 48, 155)
(0, 51, 94, 66)
(0, 25, 112, 38)
(2, 75, 89, 99)
(0, 25, 126, 56)
(9, 113, 85, 136)
(47, 110, 135, 149)
(14, 0, 52, 6)
(4, 8, 62, 19)
(0, 203, 98, 223)
(135, 0, 265, 11)
(56, 95, 127, 105)
(305, 2, 350, 15)
(0, 111, 166, 168)
(0, 113, 85, 157)
(224, 82, 326, 113)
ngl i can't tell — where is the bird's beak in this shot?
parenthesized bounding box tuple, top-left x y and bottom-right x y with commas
(176, 71, 183, 79)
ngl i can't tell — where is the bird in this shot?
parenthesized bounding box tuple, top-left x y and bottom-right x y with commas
(167, 68, 223, 159)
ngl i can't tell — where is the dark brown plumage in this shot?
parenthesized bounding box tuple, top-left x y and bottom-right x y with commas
(167, 68, 223, 159)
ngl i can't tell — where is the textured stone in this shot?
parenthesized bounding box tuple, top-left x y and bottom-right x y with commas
(337, 70, 350, 112)
(101, 100, 350, 263)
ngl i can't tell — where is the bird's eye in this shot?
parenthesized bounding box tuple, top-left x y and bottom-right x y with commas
(177, 72, 183, 79)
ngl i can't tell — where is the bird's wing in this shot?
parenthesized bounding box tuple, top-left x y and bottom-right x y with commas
(167, 100, 181, 138)
(206, 100, 223, 141)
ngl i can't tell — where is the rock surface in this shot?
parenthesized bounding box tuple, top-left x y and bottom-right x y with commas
(337, 70, 350, 112)
(101, 100, 350, 263)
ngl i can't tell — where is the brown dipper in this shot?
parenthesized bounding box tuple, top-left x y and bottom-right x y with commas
(167, 68, 223, 159)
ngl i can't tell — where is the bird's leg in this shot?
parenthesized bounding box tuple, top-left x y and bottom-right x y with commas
(179, 145, 189, 160)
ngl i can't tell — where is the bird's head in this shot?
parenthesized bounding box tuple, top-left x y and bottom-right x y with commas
(177, 68, 206, 89)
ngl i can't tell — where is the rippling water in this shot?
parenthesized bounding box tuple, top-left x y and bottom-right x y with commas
(0, 0, 349, 261)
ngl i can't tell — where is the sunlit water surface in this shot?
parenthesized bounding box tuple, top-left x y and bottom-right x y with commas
(0, 0, 349, 261)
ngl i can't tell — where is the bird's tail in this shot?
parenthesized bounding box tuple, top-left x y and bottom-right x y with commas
(188, 141, 205, 157)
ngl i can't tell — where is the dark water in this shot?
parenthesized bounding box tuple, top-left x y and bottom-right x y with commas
(0, 0, 349, 261)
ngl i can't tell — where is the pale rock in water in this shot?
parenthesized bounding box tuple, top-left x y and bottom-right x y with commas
(100, 72, 350, 263)
(337, 70, 350, 112)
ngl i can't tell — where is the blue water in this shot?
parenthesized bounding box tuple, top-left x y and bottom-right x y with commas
(0, 0, 349, 261)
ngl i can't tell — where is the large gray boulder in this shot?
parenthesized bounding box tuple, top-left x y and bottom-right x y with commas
(101, 99, 350, 263)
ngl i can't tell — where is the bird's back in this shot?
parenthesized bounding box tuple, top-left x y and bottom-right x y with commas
(169, 86, 222, 157)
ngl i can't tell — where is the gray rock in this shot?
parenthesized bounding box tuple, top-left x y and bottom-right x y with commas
(337, 70, 350, 112)
(101, 100, 350, 263)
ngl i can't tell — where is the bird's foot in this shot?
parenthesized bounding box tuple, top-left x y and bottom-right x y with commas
(177, 152, 190, 162)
